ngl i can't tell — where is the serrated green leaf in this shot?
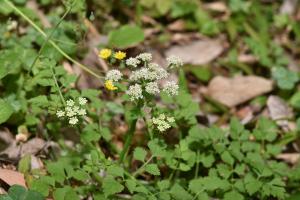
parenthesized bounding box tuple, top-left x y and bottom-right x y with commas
(223, 190, 244, 200)
(103, 178, 124, 197)
(145, 164, 160, 176)
(107, 165, 124, 178)
(133, 147, 147, 162)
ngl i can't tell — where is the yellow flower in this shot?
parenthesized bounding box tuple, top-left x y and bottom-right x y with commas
(105, 80, 118, 91)
(99, 49, 112, 59)
(114, 51, 126, 60)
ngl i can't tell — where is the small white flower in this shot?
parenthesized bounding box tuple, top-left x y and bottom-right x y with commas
(126, 84, 143, 101)
(152, 114, 173, 132)
(167, 117, 175, 123)
(105, 69, 123, 81)
(147, 63, 169, 80)
(78, 108, 87, 116)
(56, 110, 65, 118)
(163, 81, 179, 96)
(137, 53, 152, 62)
(7, 20, 17, 31)
(126, 57, 140, 68)
(66, 106, 76, 117)
(129, 68, 149, 81)
(78, 97, 87, 105)
(166, 55, 183, 68)
(69, 117, 79, 125)
(145, 82, 160, 95)
(66, 99, 75, 107)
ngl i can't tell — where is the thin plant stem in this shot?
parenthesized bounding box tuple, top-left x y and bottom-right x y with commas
(28, 4, 72, 74)
(119, 118, 138, 164)
(4, 0, 103, 80)
(50, 65, 66, 106)
(194, 150, 200, 179)
(132, 155, 154, 177)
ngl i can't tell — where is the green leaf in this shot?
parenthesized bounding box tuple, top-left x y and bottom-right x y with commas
(145, 164, 160, 176)
(190, 67, 211, 82)
(223, 190, 244, 200)
(103, 178, 124, 197)
(221, 151, 235, 166)
(157, 180, 170, 191)
(133, 147, 147, 162)
(18, 155, 31, 174)
(0, 196, 13, 200)
(0, 99, 14, 124)
(170, 184, 193, 200)
(244, 174, 262, 195)
(108, 25, 145, 48)
(72, 170, 89, 181)
(155, 0, 171, 14)
(272, 67, 299, 90)
(8, 185, 27, 200)
(107, 165, 124, 178)
(53, 186, 79, 200)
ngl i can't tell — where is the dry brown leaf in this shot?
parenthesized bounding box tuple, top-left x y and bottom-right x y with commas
(280, 0, 298, 15)
(267, 95, 293, 121)
(277, 153, 300, 164)
(207, 76, 273, 107)
(167, 20, 186, 32)
(1, 138, 46, 160)
(165, 39, 223, 65)
(0, 169, 26, 188)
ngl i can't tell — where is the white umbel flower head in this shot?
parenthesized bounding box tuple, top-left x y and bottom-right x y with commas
(78, 108, 87, 116)
(105, 69, 123, 81)
(146, 63, 169, 81)
(145, 82, 160, 95)
(66, 99, 75, 107)
(137, 53, 152, 62)
(56, 110, 65, 118)
(163, 81, 179, 96)
(129, 68, 149, 81)
(78, 97, 87, 105)
(167, 55, 183, 68)
(126, 57, 140, 68)
(126, 84, 143, 101)
(69, 117, 79, 125)
(152, 114, 174, 132)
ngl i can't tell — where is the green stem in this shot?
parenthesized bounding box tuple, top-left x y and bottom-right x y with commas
(132, 155, 154, 177)
(194, 150, 200, 179)
(119, 118, 137, 164)
(28, 4, 72, 73)
(50, 65, 66, 106)
(4, 0, 103, 80)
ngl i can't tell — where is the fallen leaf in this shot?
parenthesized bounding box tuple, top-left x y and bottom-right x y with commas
(0, 169, 26, 188)
(207, 76, 273, 107)
(280, 0, 298, 15)
(1, 138, 46, 160)
(267, 95, 293, 121)
(165, 39, 223, 65)
(277, 153, 300, 164)
(167, 20, 186, 32)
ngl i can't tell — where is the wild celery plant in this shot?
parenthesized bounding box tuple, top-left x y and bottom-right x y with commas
(100, 50, 183, 164)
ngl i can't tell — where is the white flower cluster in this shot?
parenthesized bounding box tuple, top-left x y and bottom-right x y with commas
(167, 55, 183, 68)
(163, 81, 179, 96)
(123, 53, 182, 101)
(56, 97, 87, 125)
(152, 114, 175, 132)
(105, 69, 123, 81)
(137, 53, 152, 62)
(126, 57, 140, 68)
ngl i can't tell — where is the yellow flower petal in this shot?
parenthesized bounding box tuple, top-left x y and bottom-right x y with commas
(114, 51, 126, 60)
(99, 49, 112, 59)
(105, 80, 118, 91)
